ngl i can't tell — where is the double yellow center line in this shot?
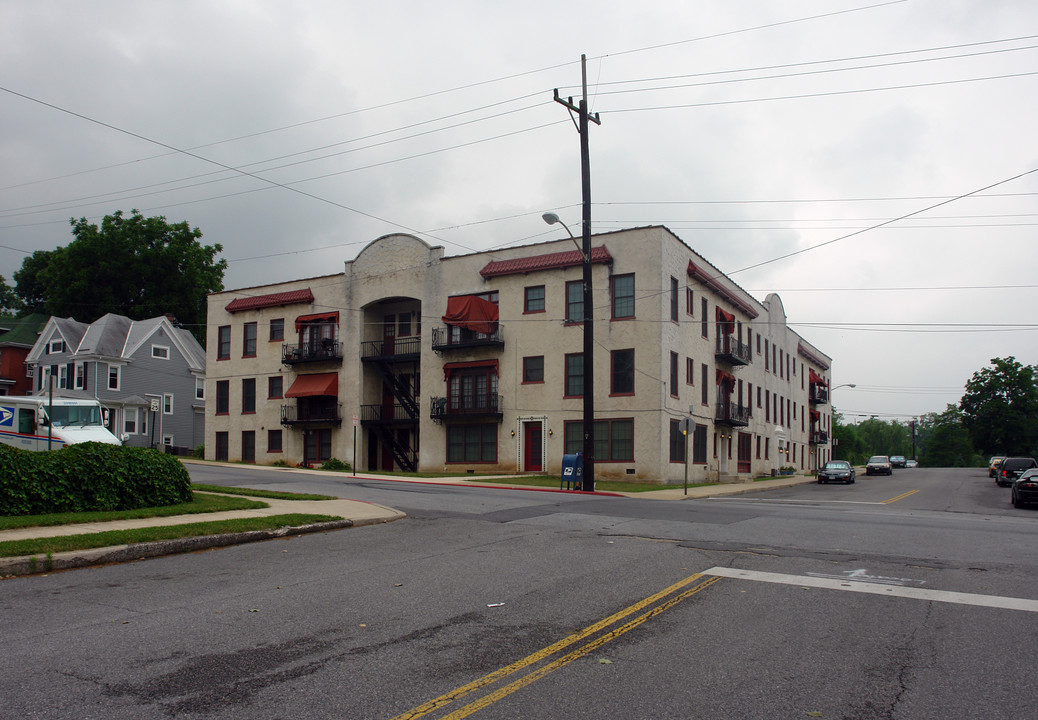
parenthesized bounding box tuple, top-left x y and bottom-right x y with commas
(882, 489, 919, 504)
(390, 573, 722, 720)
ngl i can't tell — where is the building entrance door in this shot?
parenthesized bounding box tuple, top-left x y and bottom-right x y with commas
(737, 432, 751, 474)
(523, 422, 543, 472)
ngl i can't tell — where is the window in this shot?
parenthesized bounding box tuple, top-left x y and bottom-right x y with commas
(448, 368, 499, 413)
(270, 318, 284, 342)
(669, 352, 679, 397)
(447, 423, 498, 462)
(216, 380, 229, 415)
(217, 326, 231, 359)
(756, 435, 761, 459)
(565, 419, 635, 462)
(162, 435, 174, 447)
(757, 386, 762, 408)
(757, 334, 762, 354)
(242, 431, 255, 463)
(565, 280, 583, 323)
(108, 364, 120, 391)
(701, 298, 708, 338)
(765, 437, 770, 460)
(522, 356, 544, 384)
(75, 363, 86, 390)
(58, 364, 68, 389)
(163, 393, 174, 415)
(670, 277, 679, 322)
(701, 363, 708, 405)
(524, 285, 545, 313)
(242, 378, 256, 414)
(195, 377, 205, 400)
(686, 287, 694, 316)
(48, 339, 64, 354)
(611, 349, 635, 395)
(215, 432, 229, 461)
(565, 353, 584, 397)
(268, 429, 283, 453)
(151, 345, 169, 360)
(686, 357, 694, 385)
(765, 339, 770, 370)
(611, 274, 635, 319)
(243, 322, 257, 357)
(124, 408, 138, 435)
(268, 376, 283, 399)
(692, 424, 707, 464)
(765, 389, 771, 422)
(669, 420, 686, 462)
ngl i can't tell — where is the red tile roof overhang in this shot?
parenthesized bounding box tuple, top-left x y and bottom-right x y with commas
(226, 288, 314, 313)
(479, 246, 612, 279)
(687, 261, 758, 318)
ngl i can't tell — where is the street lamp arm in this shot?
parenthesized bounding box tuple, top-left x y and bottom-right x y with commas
(542, 212, 586, 259)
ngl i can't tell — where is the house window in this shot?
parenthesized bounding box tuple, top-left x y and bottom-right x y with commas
(565, 353, 584, 397)
(669, 352, 679, 397)
(757, 334, 762, 354)
(151, 345, 170, 360)
(669, 420, 685, 462)
(701, 363, 708, 405)
(565, 280, 583, 323)
(216, 380, 229, 415)
(670, 277, 679, 322)
(611, 349, 635, 396)
(447, 368, 499, 413)
(270, 318, 285, 342)
(108, 365, 120, 391)
(243, 323, 257, 357)
(611, 274, 635, 319)
(215, 432, 228, 461)
(162, 435, 174, 447)
(242, 378, 256, 414)
(446, 423, 498, 462)
(692, 424, 707, 464)
(524, 285, 545, 313)
(765, 339, 770, 370)
(268, 429, 283, 453)
(268, 376, 283, 399)
(75, 363, 86, 390)
(701, 298, 708, 338)
(564, 418, 634, 462)
(217, 325, 231, 359)
(242, 431, 255, 463)
(48, 339, 64, 354)
(58, 364, 68, 389)
(686, 357, 694, 385)
(686, 287, 694, 316)
(163, 393, 174, 415)
(523, 356, 544, 384)
(195, 377, 205, 400)
(124, 408, 138, 435)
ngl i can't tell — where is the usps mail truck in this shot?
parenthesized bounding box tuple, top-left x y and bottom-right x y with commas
(0, 396, 122, 450)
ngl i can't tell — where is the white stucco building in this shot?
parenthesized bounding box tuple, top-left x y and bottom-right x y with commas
(205, 226, 833, 483)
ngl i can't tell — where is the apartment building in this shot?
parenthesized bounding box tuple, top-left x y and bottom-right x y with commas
(206, 226, 833, 483)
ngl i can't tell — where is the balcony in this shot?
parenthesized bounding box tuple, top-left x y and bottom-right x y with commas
(809, 384, 829, 405)
(360, 403, 419, 425)
(810, 430, 829, 445)
(715, 333, 751, 367)
(281, 402, 342, 427)
(282, 340, 343, 366)
(429, 393, 503, 421)
(431, 325, 504, 353)
(714, 400, 751, 427)
(361, 335, 421, 362)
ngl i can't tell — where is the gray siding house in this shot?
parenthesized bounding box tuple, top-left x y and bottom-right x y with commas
(25, 313, 205, 451)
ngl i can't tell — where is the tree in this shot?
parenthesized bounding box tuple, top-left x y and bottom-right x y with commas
(918, 405, 979, 467)
(14, 211, 226, 341)
(959, 356, 1038, 457)
(0, 274, 18, 315)
(12, 249, 53, 314)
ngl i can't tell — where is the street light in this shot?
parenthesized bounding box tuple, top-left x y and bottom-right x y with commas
(830, 383, 856, 392)
(543, 210, 594, 492)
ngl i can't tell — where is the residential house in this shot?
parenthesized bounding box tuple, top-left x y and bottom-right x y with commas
(25, 313, 206, 451)
(206, 226, 834, 482)
(0, 313, 48, 396)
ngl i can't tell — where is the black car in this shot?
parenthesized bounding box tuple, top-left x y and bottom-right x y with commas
(1012, 469, 1038, 508)
(890, 455, 907, 468)
(996, 457, 1038, 488)
(818, 460, 855, 484)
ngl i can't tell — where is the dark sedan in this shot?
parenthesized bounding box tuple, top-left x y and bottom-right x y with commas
(818, 460, 855, 484)
(1012, 469, 1038, 508)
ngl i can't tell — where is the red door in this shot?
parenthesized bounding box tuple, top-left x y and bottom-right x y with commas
(523, 422, 543, 472)
(737, 432, 752, 474)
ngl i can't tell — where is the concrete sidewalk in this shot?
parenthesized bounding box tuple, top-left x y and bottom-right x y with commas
(0, 466, 816, 577)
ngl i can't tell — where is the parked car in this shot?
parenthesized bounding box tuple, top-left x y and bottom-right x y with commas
(995, 457, 1038, 488)
(1011, 469, 1038, 508)
(818, 460, 855, 484)
(889, 455, 906, 468)
(866, 455, 893, 476)
(905, 459, 918, 468)
(989, 456, 1006, 477)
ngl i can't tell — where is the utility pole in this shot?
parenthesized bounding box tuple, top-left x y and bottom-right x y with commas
(554, 54, 601, 491)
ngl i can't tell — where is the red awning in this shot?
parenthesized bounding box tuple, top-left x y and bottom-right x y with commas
(809, 369, 827, 385)
(284, 372, 338, 398)
(810, 409, 820, 419)
(295, 312, 339, 332)
(443, 359, 499, 381)
(715, 369, 736, 387)
(442, 295, 499, 335)
(715, 306, 736, 334)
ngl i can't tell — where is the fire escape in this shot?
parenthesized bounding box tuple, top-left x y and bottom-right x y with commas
(360, 335, 421, 472)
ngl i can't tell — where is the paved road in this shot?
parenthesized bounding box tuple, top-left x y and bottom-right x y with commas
(3, 465, 1036, 719)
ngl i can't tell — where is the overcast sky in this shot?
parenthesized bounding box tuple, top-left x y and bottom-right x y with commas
(2, 0, 1036, 423)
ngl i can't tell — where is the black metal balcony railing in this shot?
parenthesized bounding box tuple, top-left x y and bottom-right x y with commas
(715, 333, 752, 366)
(810, 430, 829, 445)
(281, 403, 343, 426)
(361, 335, 421, 360)
(431, 325, 504, 352)
(360, 404, 419, 424)
(714, 400, 751, 426)
(430, 393, 503, 420)
(282, 340, 343, 365)
(809, 384, 829, 404)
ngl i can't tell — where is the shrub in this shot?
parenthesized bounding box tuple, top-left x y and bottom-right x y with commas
(319, 457, 352, 473)
(0, 442, 192, 516)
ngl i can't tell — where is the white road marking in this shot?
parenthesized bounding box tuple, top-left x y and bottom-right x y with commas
(704, 567, 1038, 613)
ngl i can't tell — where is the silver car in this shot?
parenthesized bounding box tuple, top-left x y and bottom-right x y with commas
(866, 455, 892, 476)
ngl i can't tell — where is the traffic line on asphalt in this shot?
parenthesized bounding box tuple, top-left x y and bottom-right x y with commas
(388, 573, 723, 720)
(882, 489, 920, 504)
(704, 567, 1038, 613)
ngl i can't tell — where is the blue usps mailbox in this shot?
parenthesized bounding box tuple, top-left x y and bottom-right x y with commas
(561, 452, 584, 490)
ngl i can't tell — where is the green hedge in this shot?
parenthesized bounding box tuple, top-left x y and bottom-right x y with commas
(0, 442, 192, 516)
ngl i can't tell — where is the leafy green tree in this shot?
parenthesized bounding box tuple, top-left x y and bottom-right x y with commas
(918, 405, 979, 467)
(15, 211, 226, 341)
(959, 357, 1038, 457)
(12, 249, 53, 314)
(0, 274, 18, 314)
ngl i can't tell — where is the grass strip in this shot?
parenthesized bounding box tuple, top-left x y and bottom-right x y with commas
(191, 483, 336, 501)
(0, 514, 343, 558)
(459, 475, 718, 493)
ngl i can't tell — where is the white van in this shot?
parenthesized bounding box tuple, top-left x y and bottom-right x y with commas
(0, 396, 123, 450)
